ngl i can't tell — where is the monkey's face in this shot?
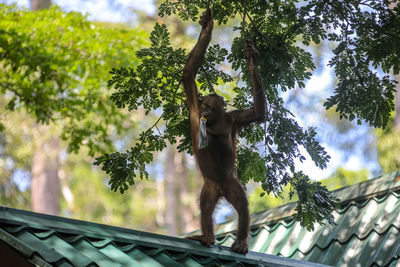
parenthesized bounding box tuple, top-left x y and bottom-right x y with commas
(200, 94, 225, 123)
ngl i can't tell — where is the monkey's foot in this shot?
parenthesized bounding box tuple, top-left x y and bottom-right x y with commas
(186, 235, 215, 247)
(231, 239, 248, 254)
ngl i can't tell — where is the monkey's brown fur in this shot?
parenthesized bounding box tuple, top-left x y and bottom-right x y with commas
(183, 8, 266, 254)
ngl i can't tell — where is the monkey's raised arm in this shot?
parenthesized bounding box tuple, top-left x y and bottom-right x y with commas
(233, 40, 267, 128)
(183, 8, 213, 148)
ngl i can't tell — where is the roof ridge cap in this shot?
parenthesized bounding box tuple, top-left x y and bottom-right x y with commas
(332, 171, 400, 201)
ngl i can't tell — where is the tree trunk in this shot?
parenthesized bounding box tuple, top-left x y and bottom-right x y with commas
(164, 145, 199, 235)
(30, 0, 51, 10)
(177, 152, 199, 233)
(31, 131, 60, 215)
(28, 0, 60, 216)
(164, 147, 178, 235)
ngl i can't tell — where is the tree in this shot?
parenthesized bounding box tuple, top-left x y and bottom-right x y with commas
(29, 0, 59, 215)
(95, 0, 400, 230)
(30, 0, 51, 10)
(0, 4, 147, 214)
(164, 146, 200, 234)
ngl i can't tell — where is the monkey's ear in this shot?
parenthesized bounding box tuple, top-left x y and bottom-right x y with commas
(217, 95, 227, 107)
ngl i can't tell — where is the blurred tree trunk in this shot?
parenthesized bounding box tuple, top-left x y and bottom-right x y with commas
(30, 0, 51, 10)
(31, 132, 60, 215)
(164, 147, 178, 235)
(164, 146, 198, 235)
(29, 0, 60, 215)
(178, 153, 199, 234)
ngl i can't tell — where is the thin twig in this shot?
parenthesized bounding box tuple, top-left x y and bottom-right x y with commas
(234, 71, 242, 84)
(143, 111, 165, 135)
(155, 124, 162, 135)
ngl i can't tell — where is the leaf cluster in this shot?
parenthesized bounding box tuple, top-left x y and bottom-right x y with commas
(300, 0, 400, 128)
(95, 23, 188, 192)
(290, 171, 340, 231)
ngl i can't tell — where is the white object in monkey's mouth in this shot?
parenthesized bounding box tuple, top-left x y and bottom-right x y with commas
(198, 116, 208, 149)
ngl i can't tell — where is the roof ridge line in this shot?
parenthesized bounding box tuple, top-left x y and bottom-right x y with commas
(336, 190, 399, 214)
(339, 188, 400, 206)
(332, 171, 400, 201)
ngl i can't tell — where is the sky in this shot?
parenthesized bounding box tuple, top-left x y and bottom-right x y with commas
(2, 0, 156, 22)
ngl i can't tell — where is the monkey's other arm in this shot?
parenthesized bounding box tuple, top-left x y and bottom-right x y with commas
(233, 40, 267, 128)
(182, 8, 214, 149)
(246, 40, 266, 122)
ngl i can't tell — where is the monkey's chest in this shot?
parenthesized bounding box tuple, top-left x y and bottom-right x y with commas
(197, 133, 235, 181)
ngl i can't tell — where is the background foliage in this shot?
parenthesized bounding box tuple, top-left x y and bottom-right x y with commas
(0, 4, 147, 155)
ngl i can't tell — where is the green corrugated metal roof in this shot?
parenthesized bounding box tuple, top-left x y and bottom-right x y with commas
(0, 206, 329, 267)
(212, 171, 400, 267)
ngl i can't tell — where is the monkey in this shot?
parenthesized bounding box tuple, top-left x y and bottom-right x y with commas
(182, 7, 266, 254)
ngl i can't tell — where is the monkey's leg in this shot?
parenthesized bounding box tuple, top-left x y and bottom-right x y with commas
(223, 178, 249, 254)
(186, 180, 220, 246)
